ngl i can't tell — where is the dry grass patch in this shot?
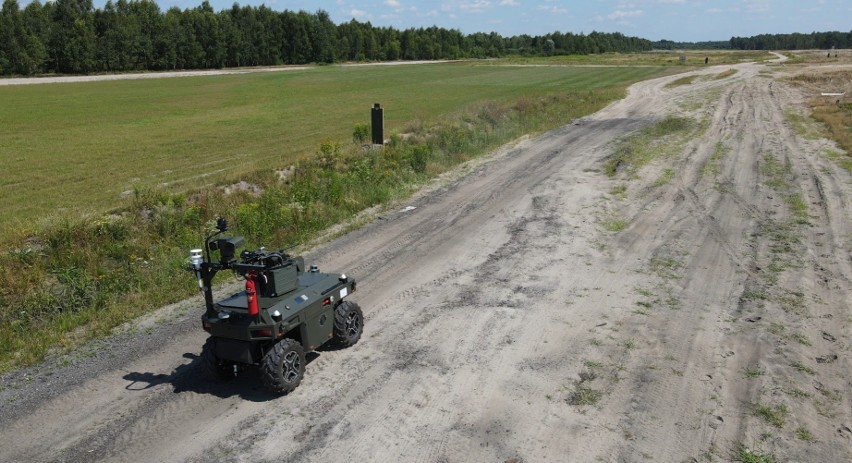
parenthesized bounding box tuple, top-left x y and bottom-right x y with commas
(715, 68, 738, 79)
(786, 69, 852, 171)
(666, 75, 700, 88)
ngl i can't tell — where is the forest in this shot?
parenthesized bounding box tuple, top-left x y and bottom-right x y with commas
(0, 0, 655, 75)
(3, 0, 848, 77)
(730, 31, 852, 51)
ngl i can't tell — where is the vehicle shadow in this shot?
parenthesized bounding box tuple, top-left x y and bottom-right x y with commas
(122, 351, 321, 402)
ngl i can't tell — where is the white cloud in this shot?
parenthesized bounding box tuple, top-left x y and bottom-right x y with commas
(743, 0, 770, 13)
(537, 4, 567, 14)
(385, 0, 401, 7)
(608, 9, 644, 19)
(500, 0, 519, 5)
(350, 8, 369, 18)
(459, 1, 492, 13)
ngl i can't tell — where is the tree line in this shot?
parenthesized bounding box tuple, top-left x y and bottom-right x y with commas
(652, 40, 730, 50)
(0, 0, 653, 76)
(730, 31, 852, 51)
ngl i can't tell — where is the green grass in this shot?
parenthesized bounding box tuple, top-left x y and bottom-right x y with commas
(790, 361, 816, 375)
(824, 148, 852, 172)
(785, 193, 810, 224)
(608, 183, 628, 199)
(601, 214, 628, 232)
(0, 63, 665, 232)
(605, 116, 696, 177)
(499, 50, 775, 67)
(583, 360, 604, 369)
(0, 63, 672, 373)
(744, 366, 765, 378)
(703, 142, 729, 178)
(569, 386, 603, 406)
(768, 323, 811, 345)
(759, 151, 811, 241)
(733, 443, 776, 463)
(649, 255, 684, 280)
(753, 403, 789, 428)
(795, 426, 816, 443)
(653, 168, 675, 186)
(784, 108, 823, 140)
(778, 289, 806, 314)
(785, 388, 812, 398)
(567, 369, 603, 406)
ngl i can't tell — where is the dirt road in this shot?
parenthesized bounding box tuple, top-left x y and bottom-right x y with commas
(0, 61, 451, 86)
(1, 57, 850, 462)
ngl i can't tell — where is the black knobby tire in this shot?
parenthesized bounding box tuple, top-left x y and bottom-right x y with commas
(201, 337, 235, 381)
(333, 301, 364, 348)
(261, 338, 306, 394)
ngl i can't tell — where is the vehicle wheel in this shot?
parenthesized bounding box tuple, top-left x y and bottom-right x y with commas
(201, 337, 235, 380)
(333, 301, 363, 347)
(262, 338, 305, 394)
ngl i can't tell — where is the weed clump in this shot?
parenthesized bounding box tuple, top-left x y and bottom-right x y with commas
(753, 403, 789, 428)
(567, 369, 603, 406)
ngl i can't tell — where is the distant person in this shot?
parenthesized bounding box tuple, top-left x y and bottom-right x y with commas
(705, 56, 709, 64)
(828, 52, 831, 58)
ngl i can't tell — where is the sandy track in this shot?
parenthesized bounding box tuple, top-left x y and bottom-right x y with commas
(0, 61, 451, 86)
(1, 57, 850, 462)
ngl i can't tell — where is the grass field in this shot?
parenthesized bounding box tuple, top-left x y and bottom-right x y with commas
(0, 63, 664, 232)
(498, 50, 775, 66)
(0, 61, 673, 371)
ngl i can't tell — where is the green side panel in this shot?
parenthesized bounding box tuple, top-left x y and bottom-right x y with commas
(301, 305, 334, 350)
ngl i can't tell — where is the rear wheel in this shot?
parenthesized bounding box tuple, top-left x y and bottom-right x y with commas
(201, 337, 235, 380)
(261, 338, 305, 394)
(333, 301, 364, 347)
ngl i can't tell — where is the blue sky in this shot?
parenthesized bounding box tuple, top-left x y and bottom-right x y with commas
(94, 0, 852, 42)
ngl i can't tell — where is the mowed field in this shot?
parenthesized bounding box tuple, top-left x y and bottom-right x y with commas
(0, 63, 664, 229)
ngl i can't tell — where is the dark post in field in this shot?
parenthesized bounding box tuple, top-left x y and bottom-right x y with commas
(371, 103, 384, 145)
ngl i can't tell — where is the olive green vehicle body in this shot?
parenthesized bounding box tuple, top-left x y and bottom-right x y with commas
(204, 267, 357, 364)
(188, 218, 362, 393)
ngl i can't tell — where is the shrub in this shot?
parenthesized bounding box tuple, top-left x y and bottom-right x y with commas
(353, 123, 370, 144)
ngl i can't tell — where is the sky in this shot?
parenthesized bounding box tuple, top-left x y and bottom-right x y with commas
(78, 0, 852, 42)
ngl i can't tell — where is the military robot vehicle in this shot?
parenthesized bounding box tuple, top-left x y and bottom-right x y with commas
(187, 218, 363, 394)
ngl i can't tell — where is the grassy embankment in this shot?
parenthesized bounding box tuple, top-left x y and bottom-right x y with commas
(0, 62, 666, 372)
(783, 51, 852, 171)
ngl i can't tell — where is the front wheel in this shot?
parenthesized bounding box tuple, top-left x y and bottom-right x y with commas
(333, 301, 364, 347)
(261, 338, 306, 394)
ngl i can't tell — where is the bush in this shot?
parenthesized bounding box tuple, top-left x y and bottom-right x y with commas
(353, 123, 370, 144)
(410, 145, 430, 173)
